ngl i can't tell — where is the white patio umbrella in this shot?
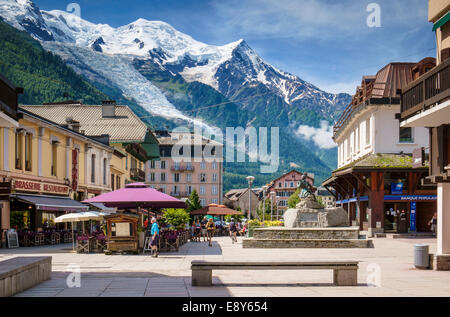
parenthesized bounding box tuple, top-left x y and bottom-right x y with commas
(55, 211, 112, 250)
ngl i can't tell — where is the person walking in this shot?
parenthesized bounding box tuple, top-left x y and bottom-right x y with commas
(206, 218, 215, 247)
(229, 218, 237, 243)
(150, 217, 160, 257)
(190, 221, 196, 242)
(428, 212, 437, 236)
(201, 217, 208, 242)
(195, 219, 201, 241)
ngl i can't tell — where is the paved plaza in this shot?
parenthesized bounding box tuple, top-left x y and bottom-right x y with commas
(1, 236, 449, 297)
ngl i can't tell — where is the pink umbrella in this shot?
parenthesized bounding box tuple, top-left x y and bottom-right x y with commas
(83, 182, 186, 209)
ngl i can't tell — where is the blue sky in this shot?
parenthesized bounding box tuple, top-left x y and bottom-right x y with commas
(34, 0, 436, 95)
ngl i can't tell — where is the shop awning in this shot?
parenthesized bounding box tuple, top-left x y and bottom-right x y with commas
(433, 11, 450, 32)
(11, 194, 89, 212)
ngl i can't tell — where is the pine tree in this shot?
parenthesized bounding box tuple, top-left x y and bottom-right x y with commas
(186, 189, 202, 213)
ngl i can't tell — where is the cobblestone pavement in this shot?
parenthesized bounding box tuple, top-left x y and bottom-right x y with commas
(1, 236, 449, 297)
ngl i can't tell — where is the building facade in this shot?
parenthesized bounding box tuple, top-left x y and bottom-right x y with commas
(316, 186, 336, 208)
(146, 130, 223, 206)
(324, 61, 437, 236)
(224, 188, 260, 218)
(399, 0, 450, 270)
(266, 170, 315, 213)
(21, 101, 160, 194)
(0, 106, 114, 232)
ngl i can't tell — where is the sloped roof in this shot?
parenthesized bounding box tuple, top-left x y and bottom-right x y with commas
(371, 63, 415, 98)
(20, 104, 149, 142)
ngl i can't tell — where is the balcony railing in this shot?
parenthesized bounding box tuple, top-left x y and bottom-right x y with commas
(170, 165, 195, 172)
(170, 191, 187, 197)
(401, 58, 450, 120)
(130, 168, 145, 182)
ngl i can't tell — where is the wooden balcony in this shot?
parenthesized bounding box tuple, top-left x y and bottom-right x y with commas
(130, 168, 146, 182)
(401, 58, 450, 120)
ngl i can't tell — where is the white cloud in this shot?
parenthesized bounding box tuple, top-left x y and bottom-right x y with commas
(296, 121, 336, 149)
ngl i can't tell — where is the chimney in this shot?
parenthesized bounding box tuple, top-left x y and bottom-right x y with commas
(102, 100, 116, 118)
(65, 117, 81, 132)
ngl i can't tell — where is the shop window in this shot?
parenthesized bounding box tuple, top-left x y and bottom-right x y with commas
(51, 141, 58, 176)
(15, 131, 23, 170)
(25, 133, 32, 171)
(399, 127, 413, 143)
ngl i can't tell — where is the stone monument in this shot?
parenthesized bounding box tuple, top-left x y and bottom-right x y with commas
(284, 173, 349, 228)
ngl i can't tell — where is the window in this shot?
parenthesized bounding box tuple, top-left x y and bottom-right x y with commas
(150, 173, 156, 182)
(51, 141, 58, 176)
(160, 185, 166, 193)
(290, 182, 294, 188)
(278, 182, 282, 188)
(186, 185, 192, 195)
(125, 155, 128, 170)
(399, 127, 413, 143)
(200, 161, 206, 170)
(365, 118, 371, 145)
(211, 198, 218, 204)
(212, 186, 217, 195)
(200, 173, 207, 183)
(111, 174, 115, 191)
(103, 158, 107, 185)
(200, 198, 206, 207)
(91, 154, 96, 183)
(150, 161, 156, 169)
(200, 186, 206, 195)
(15, 132, 23, 170)
(173, 173, 180, 183)
(212, 161, 217, 170)
(186, 174, 192, 182)
(25, 133, 32, 171)
(212, 173, 217, 182)
(160, 173, 166, 182)
(116, 176, 121, 189)
(161, 161, 166, 169)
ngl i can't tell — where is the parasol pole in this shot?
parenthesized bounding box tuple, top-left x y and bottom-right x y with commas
(71, 221, 75, 251)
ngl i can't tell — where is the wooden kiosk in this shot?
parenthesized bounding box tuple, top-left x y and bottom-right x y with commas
(105, 213, 139, 253)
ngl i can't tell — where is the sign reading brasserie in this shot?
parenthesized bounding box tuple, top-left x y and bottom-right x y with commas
(12, 179, 69, 195)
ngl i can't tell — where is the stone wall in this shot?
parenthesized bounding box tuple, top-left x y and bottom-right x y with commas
(0, 256, 52, 297)
(252, 227, 359, 240)
(243, 238, 370, 248)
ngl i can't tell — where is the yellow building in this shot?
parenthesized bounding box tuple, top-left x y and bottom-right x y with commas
(21, 101, 160, 192)
(1, 102, 116, 232)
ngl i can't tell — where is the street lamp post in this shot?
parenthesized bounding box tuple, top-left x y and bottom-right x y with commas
(246, 176, 255, 221)
(262, 185, 268, 226)
(276, 196, 280, 221)
(270, 191, 275, 221)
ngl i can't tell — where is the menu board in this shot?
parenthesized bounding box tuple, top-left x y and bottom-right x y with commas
(7, 231, 19, 248)
(115, 223, 131, 237)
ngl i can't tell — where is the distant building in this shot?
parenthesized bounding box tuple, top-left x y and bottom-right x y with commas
(323, 61, 437, 236)
(316, 186, 336, 208)
(266, 170, 314, 214)
(224, 188, 260, 218)
(147, 130, 223, 206)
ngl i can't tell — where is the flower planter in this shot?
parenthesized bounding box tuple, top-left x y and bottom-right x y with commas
(248, 226, 262, 238)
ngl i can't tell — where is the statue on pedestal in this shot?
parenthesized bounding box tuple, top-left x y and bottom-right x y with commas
(298, 173, 317, 202)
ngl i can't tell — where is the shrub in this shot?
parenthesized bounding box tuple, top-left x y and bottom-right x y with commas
(162, 209, 190, 230)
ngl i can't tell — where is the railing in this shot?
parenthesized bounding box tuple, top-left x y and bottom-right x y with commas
(170, 165, 195, 172)
(401, 58, 450, 119)
(130, 168, 145, 181)
(170, 191, 187, 197)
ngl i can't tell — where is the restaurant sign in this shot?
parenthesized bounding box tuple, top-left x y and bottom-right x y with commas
(12, 179, 69, 195)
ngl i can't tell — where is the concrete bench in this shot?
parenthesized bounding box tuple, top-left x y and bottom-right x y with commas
(0, 256, 52, 297)
(191, 260, 358, 287)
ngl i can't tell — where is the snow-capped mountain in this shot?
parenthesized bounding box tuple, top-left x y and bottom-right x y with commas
(0, 0, 350, 121)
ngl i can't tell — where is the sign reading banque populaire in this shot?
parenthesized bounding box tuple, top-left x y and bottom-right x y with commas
(12, 179, 69, 195)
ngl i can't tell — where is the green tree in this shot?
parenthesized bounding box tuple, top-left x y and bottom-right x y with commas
(257, 199, 273, 220)
(288, 189, 301, 208)
(186, 189, 202, 213)
(162, 209, 190, 229)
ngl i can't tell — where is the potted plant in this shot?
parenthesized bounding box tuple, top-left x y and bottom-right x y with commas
(247, 219, 262, 238)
